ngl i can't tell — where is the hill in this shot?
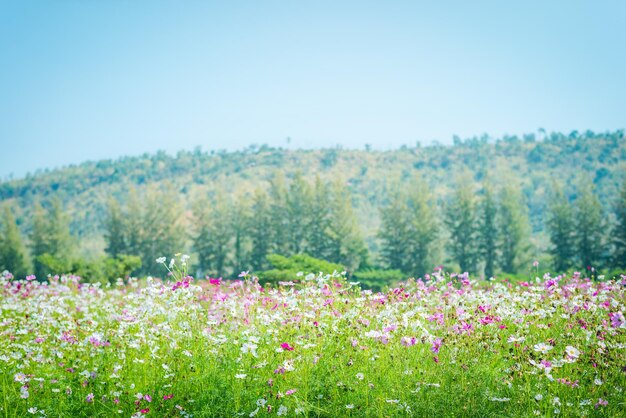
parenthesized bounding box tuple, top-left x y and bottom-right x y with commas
(1, 130, 625, 277)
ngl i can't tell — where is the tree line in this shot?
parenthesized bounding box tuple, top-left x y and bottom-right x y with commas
(1, 175, 625, 281)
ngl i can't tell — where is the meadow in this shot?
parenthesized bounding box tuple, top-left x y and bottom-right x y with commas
(1, 256, 625, 417)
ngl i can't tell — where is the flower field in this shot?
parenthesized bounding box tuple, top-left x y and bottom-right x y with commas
(1, 261, 625, 417)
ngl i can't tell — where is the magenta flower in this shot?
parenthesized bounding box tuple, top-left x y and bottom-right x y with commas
(280, 342, 294, 351)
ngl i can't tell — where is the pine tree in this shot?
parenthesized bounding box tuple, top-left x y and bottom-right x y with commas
(29, 199, 73, 278)
(104, 198, 126, 257)
(478, 184, 498, 279)
(613, 179, 626, 268)
(268, 174, 290, 256)
(0, 204, 29, 278)
(231, 197, 251, 274)
(192, 192, 232, 277)
(546, 183, 576, 272)
(445, 181, 478, 273)
(379, 187, 412, 273)
(326, 180, 368, 271)
(141, 186, 184, 275)
(249, 189, 273, 271)
(574, 182, 603, 270)
(499, 184, 531, 274)
(307, 177, 331, 260)
(406, 178, 438, 277)
(285, 173, 312, 254)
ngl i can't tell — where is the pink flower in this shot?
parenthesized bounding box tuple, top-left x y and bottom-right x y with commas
(144, 394, 152, 402)
(280, 342, 294, 351)
(609, 312, 625, 328)
(209, 278, 221, 286)
(431, 338, 442, 354)
(595, 398, 608, 409)
(401, 336, 417, 347)
(285, 389, 297, 396)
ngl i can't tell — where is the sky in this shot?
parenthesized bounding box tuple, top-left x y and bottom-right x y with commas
(1, 1, 625, 179)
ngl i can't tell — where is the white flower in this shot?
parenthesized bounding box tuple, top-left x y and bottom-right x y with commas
(535, 394, 543, 401)
(235, 373, 247, 379)
(533, 343, 553, 354)
(565, 346, 580, 359)
(594, 378, 603, 386)
(277, 405, 288, 416)
(490, 397, 511, 402)
(28, 407, 39, 414)
(345, 404, 354, 409)
(156, 257, 166, 264)
(355, 373, 364, 380)
(256, 399, 267, 407)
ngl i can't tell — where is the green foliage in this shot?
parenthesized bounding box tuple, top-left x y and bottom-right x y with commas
(257, 253, 346, 285)
(352, 268, 405, 292)
(546, 183, 576, 272)
(1, 132, 626, 277)
(0, 204, 30, 278)
(574, 180, 604, 269)
(103, 186, 184, 276)
(444, 178, 478, 273)
(613, 179, 626, 268)
(192, 190, 233, 277)
(499, 183, 531, 273)
(478, 183, 498, 279)
(29, 198, 73, 279)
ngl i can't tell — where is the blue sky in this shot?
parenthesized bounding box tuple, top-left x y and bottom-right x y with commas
(1, 1, 625, 179)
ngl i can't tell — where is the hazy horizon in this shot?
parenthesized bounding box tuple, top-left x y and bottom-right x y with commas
(2, 1, 625, 178)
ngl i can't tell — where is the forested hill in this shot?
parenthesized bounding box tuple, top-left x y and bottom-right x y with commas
(1, 130, 625, 274)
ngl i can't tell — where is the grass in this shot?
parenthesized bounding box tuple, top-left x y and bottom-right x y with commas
(0, 261, 624, 417)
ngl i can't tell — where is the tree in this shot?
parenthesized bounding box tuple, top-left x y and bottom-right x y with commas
(499, 184, 531, 273)
(613, 179, 626, 268)
(326, 180, 368, 272)
(285, 173, 312, 254)
(478, 184, 498, 279)
(104, 198, 126, 258)
(140, 186, 185, 275)
(249, 189, 273, 271)
(306, 177, 332, 259)
(405, 178, 438, 277)
(379, 187, 412, 273)
(230, 196, 251, 274)
(268, 173, 290, 256)
(192, 191, 232, 277)
(574, 182, 604, 269)
(445, 180, 478, 273)
(0, 204, 29, 278)
(103, 186, 184, 276)
(29, 198, 73, 278)
(546, 183, 576, 272)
